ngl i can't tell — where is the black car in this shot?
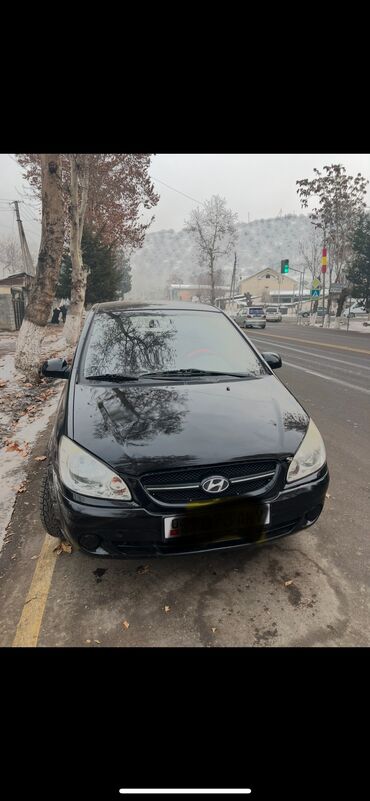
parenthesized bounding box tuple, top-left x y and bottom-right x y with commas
(40, 301, 329, 558)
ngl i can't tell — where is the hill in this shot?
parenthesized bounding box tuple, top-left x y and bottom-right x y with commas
(127, 213, 314, 299)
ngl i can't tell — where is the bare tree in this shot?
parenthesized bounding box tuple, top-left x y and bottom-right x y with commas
(298, 226, 321, 281)
(184, 195, 238, 304)
(0, 237, 24, 275)
(15, 155, 64, 379)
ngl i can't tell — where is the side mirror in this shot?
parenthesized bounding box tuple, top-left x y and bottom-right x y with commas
(262, 352, 282, 369)
(41, 357, 71, 379)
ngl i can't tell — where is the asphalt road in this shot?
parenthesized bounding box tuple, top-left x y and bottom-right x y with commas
(1, 322, 369, 647)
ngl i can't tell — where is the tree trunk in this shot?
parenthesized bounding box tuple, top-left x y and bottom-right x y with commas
(15, 155, 64, 379)
(209, 255, 215, 305)
(63, 155, 90, 345)
(336, 288, 349, 317)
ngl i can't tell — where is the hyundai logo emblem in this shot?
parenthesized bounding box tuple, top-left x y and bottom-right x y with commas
(201, 476, 229, 494)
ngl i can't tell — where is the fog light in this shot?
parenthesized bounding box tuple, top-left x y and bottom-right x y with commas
(305, 505, 322, 525)
(79, 534, 101, 551)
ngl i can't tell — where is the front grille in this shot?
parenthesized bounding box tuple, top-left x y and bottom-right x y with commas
(140, 460, 278, 506)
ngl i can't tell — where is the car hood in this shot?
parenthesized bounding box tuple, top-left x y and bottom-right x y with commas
(72, 376, 309, 476)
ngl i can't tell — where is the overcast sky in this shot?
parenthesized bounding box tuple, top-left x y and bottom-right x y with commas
(1, 153, 369, 248)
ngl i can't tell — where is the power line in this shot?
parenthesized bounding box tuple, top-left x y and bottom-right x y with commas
(21, 205, 39, 224)
(0, 201, 40, 230)
(11, 201, 35, 275)
(151, 176, 205, 206)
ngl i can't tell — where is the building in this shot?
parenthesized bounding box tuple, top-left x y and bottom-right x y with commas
(168, 283, 230, 302)
(216, 267, 316, 316)
(239, 267, 298, 301)
(0, 272, 33, 331)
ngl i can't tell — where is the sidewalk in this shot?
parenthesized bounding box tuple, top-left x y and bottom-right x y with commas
(0, 326, 74, 554)
(284, 316, 370, 334)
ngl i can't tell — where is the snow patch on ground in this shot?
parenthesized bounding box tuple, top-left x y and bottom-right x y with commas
(0, 336, 69, 552)
(0, 387, 62, 551)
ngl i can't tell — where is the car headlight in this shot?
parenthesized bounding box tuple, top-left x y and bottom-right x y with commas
(286, 418, 326, 483)
(58, 435, 132, 500)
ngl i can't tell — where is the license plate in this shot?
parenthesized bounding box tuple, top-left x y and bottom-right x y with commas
(164, 504, 270, 540)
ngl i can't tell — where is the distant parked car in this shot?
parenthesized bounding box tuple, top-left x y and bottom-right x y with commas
(298, 310, 310, 318)
(343, 302, 367, 318)
(265, 306, 282, 322)
(234, 306, 266, 329)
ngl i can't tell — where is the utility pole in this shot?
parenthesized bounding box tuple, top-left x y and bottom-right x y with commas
(297, 269, 305, 324)
(321, 244, 327, 328)
(229, 252, 237, 309)
(11, 201, 35, 276)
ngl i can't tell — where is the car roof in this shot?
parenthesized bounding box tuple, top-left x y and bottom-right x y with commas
(91, 300, 220, 314)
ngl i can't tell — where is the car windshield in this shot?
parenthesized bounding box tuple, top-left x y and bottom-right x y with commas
(266, 307, 277, 312)
(83, 310, 267, 380)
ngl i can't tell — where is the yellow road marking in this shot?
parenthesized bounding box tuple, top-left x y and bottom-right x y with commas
(12, 535, 58, 647)
(251, 331, 370, 355)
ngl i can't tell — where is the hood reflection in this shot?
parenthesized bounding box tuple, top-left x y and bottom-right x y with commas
(95, 386, 188, 446)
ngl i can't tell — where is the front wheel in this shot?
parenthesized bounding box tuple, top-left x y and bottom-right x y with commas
(39, 470, 63, 538)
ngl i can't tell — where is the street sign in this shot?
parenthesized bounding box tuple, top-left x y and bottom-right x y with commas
(311, 277, 321, 289)
(311, 289, 320, 297)
(330, 283, 344, 294)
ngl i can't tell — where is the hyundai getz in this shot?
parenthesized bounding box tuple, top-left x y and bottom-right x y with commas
(40, 302, 329, 557)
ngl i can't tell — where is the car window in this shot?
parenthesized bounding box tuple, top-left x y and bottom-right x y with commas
(82, 310, 267, 379)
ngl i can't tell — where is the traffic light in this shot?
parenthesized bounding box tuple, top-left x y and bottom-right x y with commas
(281, 259, 289, 274)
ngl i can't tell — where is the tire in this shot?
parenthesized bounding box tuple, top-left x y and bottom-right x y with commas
(40, 470, 63, 538)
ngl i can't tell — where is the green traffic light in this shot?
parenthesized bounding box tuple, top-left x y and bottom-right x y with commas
(281, 259, 289, 274)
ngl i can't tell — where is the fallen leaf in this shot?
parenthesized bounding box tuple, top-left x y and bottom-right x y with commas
(86, 639, 91, 643)
(211, 627, 216, 633)
(136, 564, 150, 574)
(284, 580, 294, 587)
(0, 380, 7, 387)
(94, 639, 101, 644)
(54, 540, 72, 555)
(31, 555, 40, 560)
(326, 492, 331, 498)
(5, 440, 20, 452)
(34, 456, 47, 461)
(164, 605, 171, 613)
(122, 620, 130, 630)
(24, 383, 32, 387)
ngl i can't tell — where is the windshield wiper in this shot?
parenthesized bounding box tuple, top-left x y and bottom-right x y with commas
(139, 369, 251, 379)
(85, 373, 139, 382)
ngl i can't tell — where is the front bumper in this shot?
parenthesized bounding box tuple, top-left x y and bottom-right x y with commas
(52, 468, 329, 558)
